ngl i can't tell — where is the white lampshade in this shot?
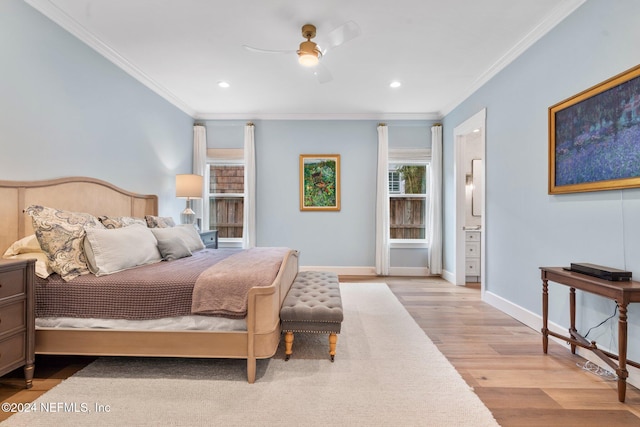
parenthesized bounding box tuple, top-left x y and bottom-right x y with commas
(176, 174, 203, 199)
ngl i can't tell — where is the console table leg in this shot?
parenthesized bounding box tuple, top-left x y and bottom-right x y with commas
(542, 279, 549, 354)
(569, 287, 577, 354)
(617, 302, 629, 402)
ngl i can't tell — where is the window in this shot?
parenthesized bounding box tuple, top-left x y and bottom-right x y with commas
(388, 162, 429, 243)
(206, 149, 244, 244)
(388, 171, 401, 194)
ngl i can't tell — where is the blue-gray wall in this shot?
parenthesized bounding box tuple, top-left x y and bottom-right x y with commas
(7, 0, 639, 373)
(0, 0, 193, 216)
(443, 0, 640, 362)
(204, 120, 433, 268)
(1, 0, 433, 271)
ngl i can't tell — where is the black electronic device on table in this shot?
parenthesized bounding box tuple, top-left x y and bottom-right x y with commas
(566, 263, 632, 281)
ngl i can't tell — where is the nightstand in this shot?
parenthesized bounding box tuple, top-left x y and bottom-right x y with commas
(0, 259, 35, 389)
(199, 230, 218, 249)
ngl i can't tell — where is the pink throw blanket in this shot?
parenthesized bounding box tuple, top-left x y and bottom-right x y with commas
(191, 247, 290, 318)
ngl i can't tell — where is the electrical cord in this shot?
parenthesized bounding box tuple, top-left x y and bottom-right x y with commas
(577, 305, 618, 381)
(577, 360, 617, 381)
(583, 305, 617, 339)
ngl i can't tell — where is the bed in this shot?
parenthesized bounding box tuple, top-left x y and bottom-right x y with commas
(0, 176, 299, 383)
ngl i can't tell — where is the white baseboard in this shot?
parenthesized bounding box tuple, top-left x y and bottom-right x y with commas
(300, 266, 434, 277)
(483, 290, 640, 390)
(388, 266, 431, 276)
(441, 269, 455, 284)
(299, 265, 376, 276)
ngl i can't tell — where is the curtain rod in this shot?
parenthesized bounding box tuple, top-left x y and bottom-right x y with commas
(193, 122, 253, 127)
(378, 122, 438, 127)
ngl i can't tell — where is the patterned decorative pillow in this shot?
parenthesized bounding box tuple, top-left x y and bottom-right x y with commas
(99, 215, 147, 229)
(145, 215, 176, 228)
(25, 205, 104, 281)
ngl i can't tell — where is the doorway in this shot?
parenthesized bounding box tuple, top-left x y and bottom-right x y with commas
(453, 109, 486, 294)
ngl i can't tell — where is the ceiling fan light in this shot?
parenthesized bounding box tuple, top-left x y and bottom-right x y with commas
(298, 53, 319, 67)
(298, 40, 319, 67)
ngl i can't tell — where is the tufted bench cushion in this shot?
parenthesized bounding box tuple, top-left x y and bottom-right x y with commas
(280, 271, 343, 361)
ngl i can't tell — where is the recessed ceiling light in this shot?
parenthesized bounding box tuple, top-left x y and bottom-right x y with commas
(389, 81, 402, 88)
(217, 81, 230, 88)
(473, 128, 480, 133)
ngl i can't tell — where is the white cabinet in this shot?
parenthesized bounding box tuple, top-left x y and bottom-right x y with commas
(465, 230, 481, 282)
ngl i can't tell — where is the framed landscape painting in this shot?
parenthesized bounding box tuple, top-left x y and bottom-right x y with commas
(549, 64, 640, 194)
(299, 154, 340, 211)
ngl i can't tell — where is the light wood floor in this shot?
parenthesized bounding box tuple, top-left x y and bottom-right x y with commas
(1, 276, 640, 425)
(381, 276, 640, 427)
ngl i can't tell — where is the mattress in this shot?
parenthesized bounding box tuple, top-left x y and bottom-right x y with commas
(36, 315, 247, 331)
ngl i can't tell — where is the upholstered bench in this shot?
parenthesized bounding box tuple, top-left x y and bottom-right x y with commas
(280, 271, 343, 362)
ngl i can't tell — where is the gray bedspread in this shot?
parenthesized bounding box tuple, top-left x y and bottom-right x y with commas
(191, 247, 290, 318)
(35, 249, 239, 320)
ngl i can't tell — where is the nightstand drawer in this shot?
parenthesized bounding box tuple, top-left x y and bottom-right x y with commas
(0, 333, 26, 368)
(0, 269, 25, 300)
(0, 259, 34, 389)
(0, 301, 26, 335)
(200, 230, 218, 249)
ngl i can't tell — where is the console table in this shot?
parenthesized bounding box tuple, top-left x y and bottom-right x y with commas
(540, 267, 640, 402)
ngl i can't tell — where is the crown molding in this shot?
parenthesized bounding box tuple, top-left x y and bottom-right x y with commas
(440, 0, 586, 117)
(25, 0, 196, 117)
(26, 0, 438, 121)
(26, 0, 585, 122)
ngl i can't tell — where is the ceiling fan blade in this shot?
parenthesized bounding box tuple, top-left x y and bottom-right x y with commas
(324, 20, 361, 52)
(242, 45, 296, 55)
(313, 62, 333, 84)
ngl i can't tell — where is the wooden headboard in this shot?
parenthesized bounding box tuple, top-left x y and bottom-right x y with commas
(0, 177, 158, 252)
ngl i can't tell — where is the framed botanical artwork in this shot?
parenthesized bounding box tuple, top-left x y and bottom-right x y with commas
(549, 64, 640, 194)
(299, 154, 341, 211)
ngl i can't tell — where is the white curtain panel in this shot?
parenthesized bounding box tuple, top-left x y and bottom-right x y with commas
(428, 124, 443, 274)
(193, 124, 207, 230)
(375, 124, 390, 275)
(242, 123, 256, 249)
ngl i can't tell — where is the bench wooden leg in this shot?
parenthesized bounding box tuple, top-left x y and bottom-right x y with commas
(329, 333, 338, 362)
(285, 331, 294, 361)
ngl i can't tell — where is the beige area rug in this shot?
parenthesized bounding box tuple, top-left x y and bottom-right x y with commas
(2, 283, 499, 427)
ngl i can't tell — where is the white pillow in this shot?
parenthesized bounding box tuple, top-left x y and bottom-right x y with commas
(84, 224, 162, 276)
(3, 252, 53, 279)
(3, 234, 42, 255)
(150, 225, 205, 253)
(3, 235, 53, 279)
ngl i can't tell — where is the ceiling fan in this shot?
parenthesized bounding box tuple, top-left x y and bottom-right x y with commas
(243, 21, 361, 83)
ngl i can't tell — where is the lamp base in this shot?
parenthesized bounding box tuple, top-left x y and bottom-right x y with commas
(180, 200, 197, 229)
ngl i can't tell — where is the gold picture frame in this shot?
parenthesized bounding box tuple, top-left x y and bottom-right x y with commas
(549, 64, 640, 194)
(299, 154, 341, 211)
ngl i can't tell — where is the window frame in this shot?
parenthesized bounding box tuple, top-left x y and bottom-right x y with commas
(388, 160, 430, 249)
(206, 156, 245, 248)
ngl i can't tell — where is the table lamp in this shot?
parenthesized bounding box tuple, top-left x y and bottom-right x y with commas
(176, 174, 203, 226)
